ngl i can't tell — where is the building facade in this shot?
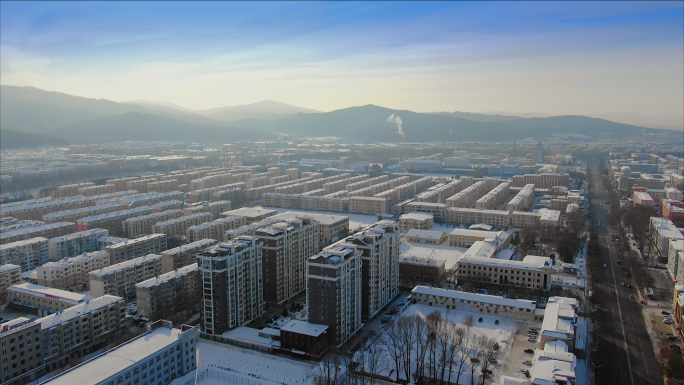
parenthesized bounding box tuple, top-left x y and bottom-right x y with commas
(135, 263, 201, 321)
(89, 254, 163, 300)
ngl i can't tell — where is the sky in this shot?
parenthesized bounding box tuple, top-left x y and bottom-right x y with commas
(1, 1, 683, 129)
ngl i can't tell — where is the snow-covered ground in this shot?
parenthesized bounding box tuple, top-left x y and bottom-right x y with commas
(553, 275, 587, 289)
(356, 303, 522, 384)
(170, 340, 317, 385)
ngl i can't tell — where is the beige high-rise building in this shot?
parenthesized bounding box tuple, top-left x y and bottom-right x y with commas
(160, 238, 218, 273)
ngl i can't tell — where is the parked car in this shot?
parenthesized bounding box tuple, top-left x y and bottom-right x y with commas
(524, 349, 534, 354)
(662, 311, 670, 315)
(478, 317, 483, 323)
(523, 360, 533, 365)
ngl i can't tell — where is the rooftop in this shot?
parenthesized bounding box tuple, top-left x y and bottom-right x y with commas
(457, 255, 552, 270)
(0, 264, 21, 273)
(9, 283, 94, 302)
(90, 254, 162, 276)
(405, 229, 445, 240)
(160, 239, 217, 255)
(38, 295, 123, 329)
(272, 210, 349, 226)
(411, 286, 537, 310)
(135, 263, 198, 289)
(105, 234, 166, 249)
(399, 212, 434, 221)
(42, 325, 187, 385)
(280, 319, 328, 337)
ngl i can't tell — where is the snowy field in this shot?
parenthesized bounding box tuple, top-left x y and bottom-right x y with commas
(357, 303, 523, 384)
(553, 275, 587, 289)
(170, 340, 317, 385)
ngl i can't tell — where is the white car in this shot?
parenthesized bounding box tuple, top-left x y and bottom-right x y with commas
(603, 264, 607, 268)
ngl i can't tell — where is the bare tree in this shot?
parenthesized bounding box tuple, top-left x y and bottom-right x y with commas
(397, 316, 416, 382)
(478, 337, 499, 385)
(445, 326, 466, 384)
(413, 315, 430, 381)
(380, 320, 404, 382)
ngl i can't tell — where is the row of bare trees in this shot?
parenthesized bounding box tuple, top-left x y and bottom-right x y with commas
(349, 312, 498, 385)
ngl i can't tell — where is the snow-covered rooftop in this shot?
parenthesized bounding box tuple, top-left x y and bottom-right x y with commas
(37, 295, 123, 329)
(411, 286, 537, 310)
(8, 283, 93, 303)
(280, 319, 328, 337)
(135, 263, 198, 289)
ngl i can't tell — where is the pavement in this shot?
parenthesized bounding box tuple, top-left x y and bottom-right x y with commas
(589, 165, 661, 385)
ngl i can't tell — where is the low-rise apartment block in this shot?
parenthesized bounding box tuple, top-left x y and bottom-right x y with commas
(538, 209, 562, 239)
(76, 206, 155, 236)
(183, 200, 231, 219)
(398, 212, 434, 232)
(0, 222, 76, 244)
(160, 239, 218, 273)
(151, 212, 213, 237)
(48, 228, 108, 261)
(405, 229, 447, 245)
(0, 264, 21, 304)
(136, 263, 201, 321)
(455, 255, 554, 291)
(510, 211, 541, 228)
(0, 237, 50, 272)
(650, 217, 684, 260)
(37, 250, 109, 290)
(448, 228, 511, 248)
(104, 233, 168, 265)
(186, 215, 246, 243)
(410, 286, 538, 321)
(40, 320, 197, 385)
(221, 207, 277, 224)
(89, 254, 163, 300)
(121, 209, 183, 237)
(199, 237, 264, 334)
(41, 203, 122, 224)
(7, 283, 94, 312)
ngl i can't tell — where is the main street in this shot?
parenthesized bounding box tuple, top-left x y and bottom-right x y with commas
(590, 163, 660, 385)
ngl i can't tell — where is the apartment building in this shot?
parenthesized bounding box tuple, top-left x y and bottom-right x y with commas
(118, 191, 184, 210)
(41, 203, 122, 224)
(254, 217, 319, 305)
(104, 234, 168, 265)
(0, 237, 50, 272)
(37, 250, 109, 291)
(0, 317, 42, 384)
(348, 196, 391, 214)
(7, 283, 93, 312)
(668, 239, 684, 283)
(76, 206, 155, 236)
(221, 207, 277, 224)
(446, 208, 511, 228)
(77, 184, 116, 196)
(410, 286, 537, 321)
(56, 182, 95, 197)
(182, 200, 231, 219)
(160, 239, 217, 273)
(0, 222, 76, 244)
(151, 200, 184, 213)
(37, 295, 126, 375)
(455, 255, 554, 291)
(48, 228, 108, 262)
(105, 176, 139, 191)
(398, 212, 434, 233)
(448, 228, 511, 248)
(510, 211, 541, 228)
(306, 243, 362, 345)
(538, 209, 562, 239)
(198, 237, 264, 334)
(405, 230, 447, 245)
(650, 217, 684, 260)
(40, 321, 197, 385)
(146, 179, 179, 193)
(0, 264, 21, 304)
(1, 197, 83, 221)
(89, 254, 163, 300)
(475, 182, 511, 210)
(151, 212, 213, 237)
(136, 263, 201, 321)
(185, 215, 246, 243)
(121, 209, 183, 237)
(271, 211, 350, 251)
(446, 180, 496, 208)
(512, 173, 569, 189)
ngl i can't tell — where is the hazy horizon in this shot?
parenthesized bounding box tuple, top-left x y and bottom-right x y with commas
(1, 1, 683, 130)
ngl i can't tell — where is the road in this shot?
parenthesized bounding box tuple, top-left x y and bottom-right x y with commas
(590, 163, 660, 385)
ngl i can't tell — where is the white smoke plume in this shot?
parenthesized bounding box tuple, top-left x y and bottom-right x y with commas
(387, 114, 405, 138)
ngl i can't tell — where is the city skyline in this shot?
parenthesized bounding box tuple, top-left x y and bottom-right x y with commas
(1, 1, 683, 129)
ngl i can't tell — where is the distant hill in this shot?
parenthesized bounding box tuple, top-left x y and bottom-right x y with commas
(199, 100, 320, 122)
(0, 128, 70, 149)
(228, 104, 657, 141)
(52, 112, 272, 144)
(434, 111, 522, 123)
(0, 86, 226, 134)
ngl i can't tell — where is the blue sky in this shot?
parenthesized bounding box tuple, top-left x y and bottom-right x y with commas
(1, 1, 682, 127)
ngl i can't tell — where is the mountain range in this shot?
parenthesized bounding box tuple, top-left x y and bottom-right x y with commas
(0, 85, 665, 149)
